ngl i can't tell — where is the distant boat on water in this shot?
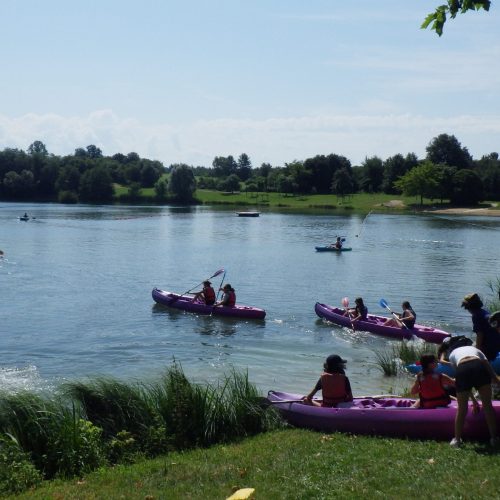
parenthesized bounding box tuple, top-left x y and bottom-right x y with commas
(236, 211, 260, 217)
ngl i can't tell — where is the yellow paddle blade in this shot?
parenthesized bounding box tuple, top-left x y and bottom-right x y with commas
(226, 487, 255, 500)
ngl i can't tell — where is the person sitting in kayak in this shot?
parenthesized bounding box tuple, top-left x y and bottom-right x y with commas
(328, 236, 343, 249)
(215, 284, 236, 307)
(303, 354, 353, 408)
(191, 280, 216, 305)
(410, 354, 455, 409)
(345, 297, 368, 322)
(383, 301, 416, 328)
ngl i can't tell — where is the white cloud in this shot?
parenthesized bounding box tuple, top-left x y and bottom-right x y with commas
(1, 110, 499, 168)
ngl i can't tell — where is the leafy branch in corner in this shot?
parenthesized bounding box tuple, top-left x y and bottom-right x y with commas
(422, 0, 491, 36)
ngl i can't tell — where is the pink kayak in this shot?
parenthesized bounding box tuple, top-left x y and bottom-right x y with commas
(152, 288, 266, 319)
(315, 302, 450, 344)
(267, 390, 499, 441)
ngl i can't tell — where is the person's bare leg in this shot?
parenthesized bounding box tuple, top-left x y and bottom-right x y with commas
(454, 391, 471, 441)
(477, 384, 497, 439)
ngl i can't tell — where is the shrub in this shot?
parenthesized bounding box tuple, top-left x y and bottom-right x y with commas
(58, 190, 78, 203)
(0, 434, 41, 494)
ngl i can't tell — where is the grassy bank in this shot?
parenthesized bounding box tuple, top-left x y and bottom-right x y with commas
(11, 429, 500, 499)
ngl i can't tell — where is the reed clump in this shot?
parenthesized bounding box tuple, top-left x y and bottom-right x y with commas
(375, 341, 437, 376)
(0, 364, 281, 494)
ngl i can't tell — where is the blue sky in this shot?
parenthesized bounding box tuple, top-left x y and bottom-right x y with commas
(1, 1, 499, 168)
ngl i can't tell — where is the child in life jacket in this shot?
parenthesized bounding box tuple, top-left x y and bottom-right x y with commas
(410, 354, 455, 409)
(303, 354, 353, 408)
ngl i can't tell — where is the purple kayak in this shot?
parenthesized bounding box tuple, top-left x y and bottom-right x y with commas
(315, 302, 450, 344)
(268, 390, 500, 441)
(152, 288, 266, 320)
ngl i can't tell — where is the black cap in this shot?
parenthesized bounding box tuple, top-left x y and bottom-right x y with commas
(326, 354, 347, 369)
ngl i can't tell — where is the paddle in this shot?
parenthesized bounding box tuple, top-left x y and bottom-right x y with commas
(261, 394, 402, 406)
(173, 268, 225, 302)
(379, 298, 409, 329)
(342, 297, 356, 332)
(210, 270, 228, 315)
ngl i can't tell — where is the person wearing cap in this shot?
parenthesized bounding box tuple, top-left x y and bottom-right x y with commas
(303, 354, 353, 407)
(461, 293, 500, 361)
(215, 283, 236, 307)
(191, 280, 216, 305)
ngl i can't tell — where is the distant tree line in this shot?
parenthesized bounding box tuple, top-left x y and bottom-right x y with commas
(1, 134, 499, 205)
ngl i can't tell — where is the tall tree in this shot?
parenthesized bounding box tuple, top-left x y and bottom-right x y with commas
(212, 156, 237, 177)
(27, 140, 48, 156)
(236, 153, 252, 181)
(394, 161, 441, 205)
(426, 134, 472, 169)
(451, 169, 484, 205)
(359, 156, 384, 193)
(79, 166, 114, 202)
(168, 164, 196, 202)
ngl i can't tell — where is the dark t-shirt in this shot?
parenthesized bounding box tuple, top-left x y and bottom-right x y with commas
(472, 308, 500, 360)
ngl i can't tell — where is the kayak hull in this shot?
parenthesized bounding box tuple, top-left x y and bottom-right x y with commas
(315, 246, 352, 252)
(315, 302, 450, 344)
(267, 390, 500, 441)
(152, 288, 266, 319)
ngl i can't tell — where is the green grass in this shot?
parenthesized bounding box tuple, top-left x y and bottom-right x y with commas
(10, 429, 500, 499)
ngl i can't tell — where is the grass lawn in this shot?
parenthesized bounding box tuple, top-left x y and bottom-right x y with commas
(13, 429, 500, 499)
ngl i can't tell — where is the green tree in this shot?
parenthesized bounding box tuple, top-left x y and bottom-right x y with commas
(212, 156, 237, 177)
(27, 140, 48, 156)
(426, 134, 472, 169)
(169, 164, 196, 202)
(331, 168, 354, 199)
(154, 178, 168, 200)
(394, 161, 441, 205)
(451, 169, 484, 205)
(382, 153, 418, 194)
(2, 170, 35, 199)
(79, 166, 114, 202)
(423, 1, 490, 36)
(218, 174, 241, 193)
(359, 156, 384, 193)
(236, 153, 252, 181)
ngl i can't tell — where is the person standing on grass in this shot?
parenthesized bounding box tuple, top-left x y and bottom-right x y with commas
(439, 343, 500, 447)
(461, 293, 500, 361)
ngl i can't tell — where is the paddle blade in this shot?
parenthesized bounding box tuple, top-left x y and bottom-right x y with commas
(379, 298, 389, 309)
(342, 297, 349, 308)
(211, 268, 225, 278)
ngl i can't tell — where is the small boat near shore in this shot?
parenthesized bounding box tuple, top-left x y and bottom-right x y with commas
(152, 288, 266, 319)
(315, 246, 352, 252)
(314, 302, 450, 343)
(236, 211, 260, 217)
(267, 390, 498, 441)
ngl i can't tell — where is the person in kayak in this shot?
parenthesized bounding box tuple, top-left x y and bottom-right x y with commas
(191, 280, 216, 305)
(329, 236, 343, 249)
(344, 297, 368, 323)
(410, 353, 455, 409)
(215, 284, 236, 307)
(383, 301, 416, 328)
(462, 293, 500, 361)
(439, 343, 500, 447)
(303, 354, 353, 408)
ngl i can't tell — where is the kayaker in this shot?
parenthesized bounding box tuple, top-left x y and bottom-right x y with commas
(383, 301, 416, 329)
(215, 284, 236, 307)
(439, 343, 500, 447)
(410, 353, 455, 409)
(191, 280, 216, 305)
(462, 293, 500, 361)
(332, 236, 343, 249)
(345, 297, 368, 322)
(303, 354, 353, 408)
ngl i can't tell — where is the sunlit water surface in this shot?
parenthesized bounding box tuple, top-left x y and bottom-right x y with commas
(1, 202, 499, 396)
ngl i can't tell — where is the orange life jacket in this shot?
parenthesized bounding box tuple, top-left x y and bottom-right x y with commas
(417, 373, 451, 409)
(321, 372, 349, 407)
(203, 287, 216, 304)
(224, 290, 236, 307)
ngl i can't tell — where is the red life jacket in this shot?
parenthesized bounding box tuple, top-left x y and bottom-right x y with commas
(320, 372, 349, 407)
(417, 373, 451, 409)
(203, 286, 216, 304)
(225, 290, 236, 307)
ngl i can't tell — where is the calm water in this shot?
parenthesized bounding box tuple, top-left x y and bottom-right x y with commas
(1, 202, 499, 396)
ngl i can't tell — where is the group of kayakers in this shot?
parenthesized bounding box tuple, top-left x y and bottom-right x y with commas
(306, 292, 500, 448)
(191, 280, 236, 308)
(344, 297, 416, 329)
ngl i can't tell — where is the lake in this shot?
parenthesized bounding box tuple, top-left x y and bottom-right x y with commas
(1, 202, 499, 397)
